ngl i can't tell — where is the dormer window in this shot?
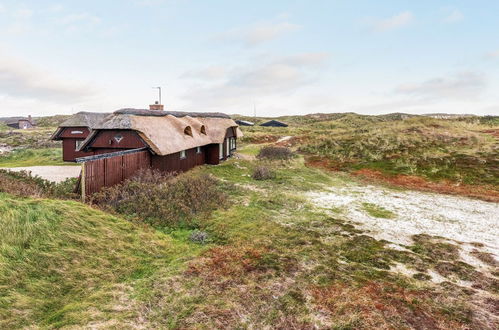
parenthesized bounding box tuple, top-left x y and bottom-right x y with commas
(184, 126, 192, 136)
(200, 125, 206, 135)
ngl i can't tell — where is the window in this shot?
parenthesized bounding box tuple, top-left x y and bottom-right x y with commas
(219, 143, 223, 160)
(184, 126, 192, 136)
(230, 137, 236, 150)
(196, 146, 201, 154)
(226, 139, 230, 157)
(180, 150, 186, 159)
(200, 125, 206, 135)
(75, 140, 84, 151)
(114, 134, 123, 143)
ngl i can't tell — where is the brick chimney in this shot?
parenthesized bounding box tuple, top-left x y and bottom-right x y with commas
(149, 101, 164, 111)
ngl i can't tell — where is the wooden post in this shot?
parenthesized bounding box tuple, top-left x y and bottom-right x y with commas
(81, 162, 86, 203)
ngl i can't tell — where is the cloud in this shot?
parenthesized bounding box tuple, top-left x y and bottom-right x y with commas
(13, 8, 34, 19)
(55, 12, 101, 34)
(58, 12, 101, 26)
(485, 50, 499, 58)
(181, 66, 227, 80)
(217, 21, 302, 47)
(181, 52, 330, 108)
(442, 8, 464, 23)
(395, 72, 486, 101)
(371, 11, 414, 32)
(0, 55, 97, 104)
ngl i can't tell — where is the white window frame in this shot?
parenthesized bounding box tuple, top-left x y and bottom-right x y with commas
(219, 143, 223, 160)
(230, 137, 236, 150)
(196, 146, 202, 154)
(75, 140, 84, 151)
(226, 138, 230, 157)
(180, 150, 186, 159)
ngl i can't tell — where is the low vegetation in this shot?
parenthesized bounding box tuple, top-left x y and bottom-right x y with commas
(238, 113, 499, 199)
(90, 169, 228, 229)
(257, 146, 294, 160)
(0, 148, 67, 167)
(252, 165, 275, 180)
(0, 129, 60, 148)
(0, 169, 77, 199)
(0, 193, 200, 328)
(361, 202, 396, 218)
(0, 113, 497, 328)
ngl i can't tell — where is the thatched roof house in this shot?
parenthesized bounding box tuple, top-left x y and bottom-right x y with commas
(79, 109, 242, 156)
(52, 109, 242, 168)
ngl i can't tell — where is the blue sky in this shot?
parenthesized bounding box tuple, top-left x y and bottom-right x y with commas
(0, 0, 498, 117)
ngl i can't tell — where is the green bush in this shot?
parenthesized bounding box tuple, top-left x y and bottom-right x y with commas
(90, 169, 228, 228)
(257, 146, 294, 160)
(252, 166, 275, 180)
(0, 169, 78, 199)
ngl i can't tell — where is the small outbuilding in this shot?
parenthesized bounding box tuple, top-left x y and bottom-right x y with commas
(5, 116, 35, 129)
(260, 120, 288, 127)
(235, 120, 254, 126)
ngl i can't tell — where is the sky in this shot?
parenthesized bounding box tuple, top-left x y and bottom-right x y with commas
(0, 0, 498, 117)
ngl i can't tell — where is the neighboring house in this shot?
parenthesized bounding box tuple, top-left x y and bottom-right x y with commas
(5, 116, 35, 129)
(235, 119, 254, 126)
(260, 120, 288, 127)
(51, 112, 111, 162)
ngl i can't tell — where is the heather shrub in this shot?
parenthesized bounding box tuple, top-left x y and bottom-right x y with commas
(257, 146, 294, 160)
(189, 230, 209, 244)
(90, 169, 228, 228)
(0, 169, 78, 199)
(252, 166, 275, 180)
(0, 170, 45, 197)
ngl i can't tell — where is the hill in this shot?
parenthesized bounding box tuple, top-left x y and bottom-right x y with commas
(237, 113, 499, 200)
(0, 193, 199, 328)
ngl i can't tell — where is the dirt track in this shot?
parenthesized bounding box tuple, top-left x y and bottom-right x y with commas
(5, 166, 81, 183)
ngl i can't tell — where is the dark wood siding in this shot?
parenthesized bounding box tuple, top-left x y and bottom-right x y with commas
(90, 130, 146, 149)
(60, 127, 93, 162)
(59, 127, 90, 139)
(84, 150, 151, 195)
(205, 144, 220, 165)
(151, 146, 206, 173)
(62, 139, 95, 162)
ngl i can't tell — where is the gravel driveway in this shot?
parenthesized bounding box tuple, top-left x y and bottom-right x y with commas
(5, 166, 81, 183)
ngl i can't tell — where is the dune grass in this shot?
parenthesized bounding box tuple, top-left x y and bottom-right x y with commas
(238, 114, 499, 187)
(0, 148, 70, 167)
(0, 193, 203, 328)
(0, 149, 491, 328)
(362, 202, 396, 218)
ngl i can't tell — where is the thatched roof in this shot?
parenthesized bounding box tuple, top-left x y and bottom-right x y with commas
(78, 109, 242, 156)
(51, 112, 110, 140)
(114, 108, 231, 119)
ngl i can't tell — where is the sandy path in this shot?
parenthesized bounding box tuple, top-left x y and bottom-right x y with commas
(5, 166, 81, 183)
(307, 184, 499, 260)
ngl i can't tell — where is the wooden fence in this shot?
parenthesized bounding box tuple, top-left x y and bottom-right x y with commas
(79, 149, 151, 200)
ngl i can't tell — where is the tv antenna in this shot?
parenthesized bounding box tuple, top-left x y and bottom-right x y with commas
(152, 86, 162, 104)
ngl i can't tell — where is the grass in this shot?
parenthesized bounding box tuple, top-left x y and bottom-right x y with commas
(0, 118, 496, 328)
(361, 202, 396, 218)
(0, 154, 488, 328)
(134, 157, 481, 328)
(0, 148, 71, 167)
(0, 193, 204, 328)
(237, 114, 499, 189)
(0, 127, 60, 148)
